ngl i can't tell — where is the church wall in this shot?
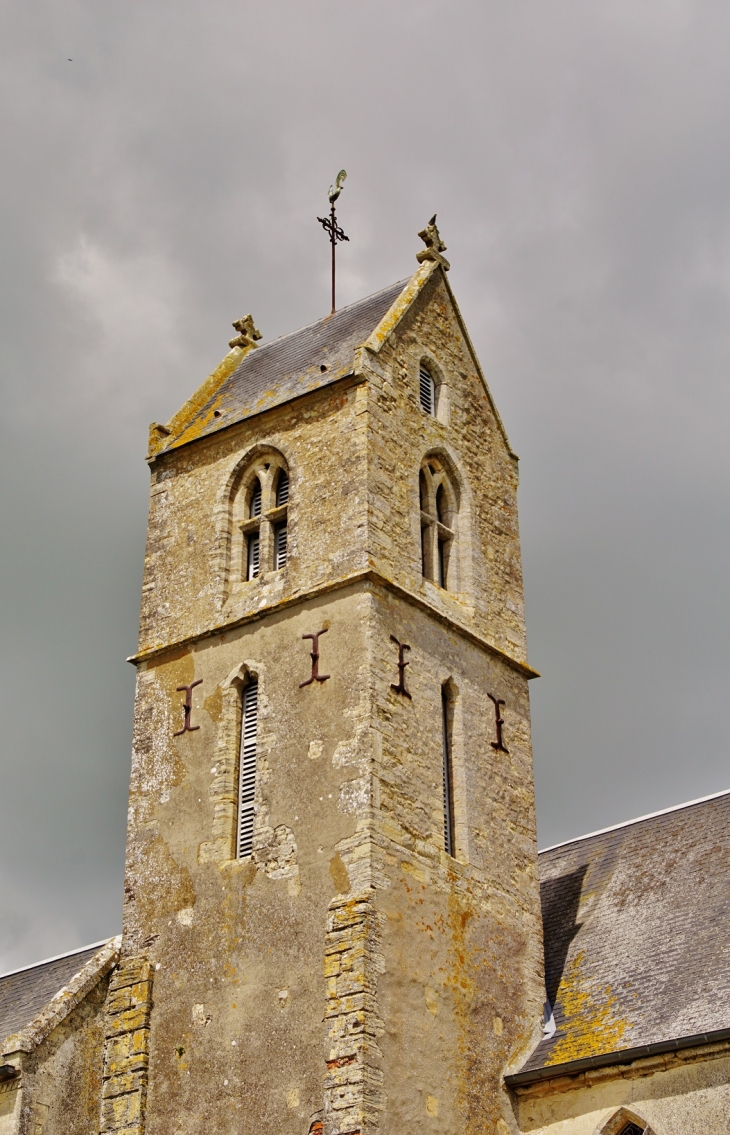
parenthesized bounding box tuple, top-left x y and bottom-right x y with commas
(366, 587, 543, 1135)
(123, 570, 543, 1135)
(361, 270, 529, 668)
(0, 1081, 20, 1135)
(122, 266, 544, 1135)
(9, 977, 108, 1135)
(139, 374, 371, 656)
(124, 585, 379, 1135)
(512, 1047, 730, 1134)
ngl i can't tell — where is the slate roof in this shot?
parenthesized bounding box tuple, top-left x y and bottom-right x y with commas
(165, 278, 409, 452)
(0, 942, 106, 1045)
(518, 791, 730, 1079)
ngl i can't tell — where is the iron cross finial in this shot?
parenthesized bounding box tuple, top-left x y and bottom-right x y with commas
(318, 170, 349, 315)
(229, 314, 262, 350)
(417, 214, 450, 270)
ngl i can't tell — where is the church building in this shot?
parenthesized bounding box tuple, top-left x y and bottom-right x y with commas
(0, 221, 728, 1135)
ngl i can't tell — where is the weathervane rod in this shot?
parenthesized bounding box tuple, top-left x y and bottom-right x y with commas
(330, 198, 336, 314)
(318, 170, 348, 314)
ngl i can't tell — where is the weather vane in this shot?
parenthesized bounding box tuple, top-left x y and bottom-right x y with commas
(317, 170, 349, 314)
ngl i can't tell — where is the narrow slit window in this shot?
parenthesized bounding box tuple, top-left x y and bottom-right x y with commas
(246, 532, 260, 580)
(237, 682, 259, 858)
(419, 366, 435, 415)
(274, 522, 287, 570)
(442, 685, 455, 857)
(249, 480, 262, 518)
(275, 470, 289, 507)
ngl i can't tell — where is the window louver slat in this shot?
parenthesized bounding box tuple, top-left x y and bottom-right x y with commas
(247, 534, 260, 580)
(276, 472, 289, 507)
(275, 524, 287, 570)
(250, 481, 262, 518)
(419, 367, 435, 415)
(237, 683, 258, 858)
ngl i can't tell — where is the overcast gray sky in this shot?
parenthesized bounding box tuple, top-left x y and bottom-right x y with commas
(1, 0, 729, 972)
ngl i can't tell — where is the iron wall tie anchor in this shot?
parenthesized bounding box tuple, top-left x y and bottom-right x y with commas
(173, 679, 203, 736)
(488, 692, 509, 753)
(390, 635, 412, 698)
(300, 629, 331, 687)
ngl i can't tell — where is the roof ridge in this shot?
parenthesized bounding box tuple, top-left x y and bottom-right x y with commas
(538, 787, 730, 855)
(0, 937, 114, 981)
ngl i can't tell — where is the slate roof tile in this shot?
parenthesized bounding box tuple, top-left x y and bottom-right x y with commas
(521, 791, 730, 1074)
(166, 278, 408, 451)
(0, 943, 105, 1046)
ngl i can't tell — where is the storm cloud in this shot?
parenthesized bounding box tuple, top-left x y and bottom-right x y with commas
(1, 0, 729, 970)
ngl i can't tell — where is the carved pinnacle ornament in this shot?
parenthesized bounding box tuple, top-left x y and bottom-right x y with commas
(229, 314, 262, 350)
(416, 214, 450, 270)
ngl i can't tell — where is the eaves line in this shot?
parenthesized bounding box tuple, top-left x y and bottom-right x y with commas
(149, 370, 364, 464)
(127, 568, 539, 679)
(504, 1026, 730, 1089)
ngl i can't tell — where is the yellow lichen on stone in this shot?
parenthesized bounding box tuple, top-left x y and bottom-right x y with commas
(361, 260, 437, 355)
(545, 951, 630, 1065)
(148, 342, 253, 458)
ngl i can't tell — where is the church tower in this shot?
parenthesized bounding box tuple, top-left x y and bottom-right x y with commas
(110, 222, 545, 1135)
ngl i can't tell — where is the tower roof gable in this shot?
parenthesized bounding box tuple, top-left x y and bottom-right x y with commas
(157, 278, 409, 454)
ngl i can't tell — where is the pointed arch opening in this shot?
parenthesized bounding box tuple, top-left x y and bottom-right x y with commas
(222, 448, 291, 591)
(594, 1108, 654, 1135)
(419, 453, 459, 591)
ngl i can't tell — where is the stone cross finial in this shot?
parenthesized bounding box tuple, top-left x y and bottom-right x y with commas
(416, 214, 450, 270)
(229, 314, 262, 350)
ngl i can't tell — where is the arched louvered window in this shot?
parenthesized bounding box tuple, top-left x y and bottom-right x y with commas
(237, 682, 258, 858)
(234, 455, 290, 582)
(419, 365, 436, 415)
(419, 457, 457, 590)
(618, 1126, 644, 1135)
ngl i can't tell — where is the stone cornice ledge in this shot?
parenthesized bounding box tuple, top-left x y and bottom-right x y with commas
(2, 936, 121, 1059)
(128, 569, 539, 678)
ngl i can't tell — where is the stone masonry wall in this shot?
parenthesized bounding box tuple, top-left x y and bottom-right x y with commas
(124, 589, 380, 1135)
(513, 1047, 730, 1134)
(136, 267, 529, 677)
(138, 376, 371, 656)
(99, 957, 153, 1135)
(360, 268, 528, 666)
(121, 267, 544, 1135)
(367, 587, 543, 1135)
(8, 977, 108, 1135)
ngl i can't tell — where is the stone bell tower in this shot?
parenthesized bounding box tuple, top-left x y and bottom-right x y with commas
(109, 222, 544, 1135)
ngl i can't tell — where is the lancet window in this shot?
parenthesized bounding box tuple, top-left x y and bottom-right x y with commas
(442, 683, 456, 856)
(232, 453, 290, 582)
(419, 456, 457, 589)
(237, 680, 259, 858)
